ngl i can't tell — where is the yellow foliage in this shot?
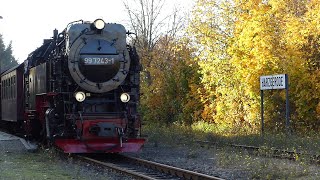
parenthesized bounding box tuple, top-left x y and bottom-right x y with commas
(188, 0, 320, 133)
(141, 0, 320, 133)
(140, 36, 203, 125)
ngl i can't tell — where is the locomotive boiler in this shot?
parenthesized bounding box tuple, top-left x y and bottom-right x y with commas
(0, 19, 145, 153)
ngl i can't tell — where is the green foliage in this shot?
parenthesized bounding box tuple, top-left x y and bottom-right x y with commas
(0, 34, 18, 73)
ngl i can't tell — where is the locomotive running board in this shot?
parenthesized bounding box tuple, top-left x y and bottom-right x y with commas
(54, 138, 145, 153)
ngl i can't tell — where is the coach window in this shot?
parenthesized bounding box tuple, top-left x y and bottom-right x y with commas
(9, 78, 12, 99)
(9, 78, 11, 99)
(11, 78, 13, 99)
(11, 77, 13, 99)
(5, 79, 7, 99)
(7, 78, 9, 99)
(2, 80, 4, 99)
(3, 79, 5, 99)
(2, 80, 6, 99)
(11, 76, 14, 99)
(0, 80, 2, 98)
(2, 80, 3, 99)
(4, 79, 6, 99)
(6, 79, 8, 99)
(14, 76, 17, 98)
(10, 77, 12, 99)
(7, 79, 9, 99)
(6, 79, 10, 99)
(13, 76, 16, 98)
(1, 80, 2, 98)
(11, 77, 13, 98)
(8, 78, 10, 99)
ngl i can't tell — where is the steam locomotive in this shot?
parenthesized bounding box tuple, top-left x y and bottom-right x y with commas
(0, 19, 145, 153)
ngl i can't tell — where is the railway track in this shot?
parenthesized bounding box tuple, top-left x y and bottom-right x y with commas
(230, 144, 320, 163)
(197, 141, 320, 164)
(76, 154, 224, 180)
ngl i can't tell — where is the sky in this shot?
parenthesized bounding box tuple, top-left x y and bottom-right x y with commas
(0, 0, 194, 63)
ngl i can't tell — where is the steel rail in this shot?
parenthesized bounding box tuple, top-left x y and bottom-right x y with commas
(196, 141, 320, 164)
(78, 156, 157, 180)
(229, 144, 320, 164)
(121, 155, 225, 180)
(77, 154, 224, 180)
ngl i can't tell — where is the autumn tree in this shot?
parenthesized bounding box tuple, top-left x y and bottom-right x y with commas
(188, 0, 239, 131)
(142, 36, 203, 125)
(230, 0, 320, 131)
(124, 0, 184, 86)
(189, 0, 320, 133)
(124, 0, 200, 125)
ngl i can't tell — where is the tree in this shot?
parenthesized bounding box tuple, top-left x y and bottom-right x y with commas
(124, 0, 198, 125)
(124, 0, 184, 86)
(141, 36, 202, 125)
(188, 0, 238, 131)
(0, 34, 18, 73)
(189, 0, 320, 134)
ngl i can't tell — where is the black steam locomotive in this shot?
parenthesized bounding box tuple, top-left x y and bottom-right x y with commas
(0, 19, 145, 153)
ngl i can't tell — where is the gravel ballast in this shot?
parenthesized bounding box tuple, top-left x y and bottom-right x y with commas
(125, 141, 320, 179)
(1, 131, 319, 179)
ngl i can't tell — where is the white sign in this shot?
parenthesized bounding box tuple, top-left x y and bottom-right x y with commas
(260, 74, 286, 90)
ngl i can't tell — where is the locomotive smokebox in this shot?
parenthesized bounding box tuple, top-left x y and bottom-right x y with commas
(67, 20, 130, 93)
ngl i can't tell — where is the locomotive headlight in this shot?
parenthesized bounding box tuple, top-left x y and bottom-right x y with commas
(93, 19, 105, 30)
(75, 91, 86, 102)
(120, 93, 130, 103)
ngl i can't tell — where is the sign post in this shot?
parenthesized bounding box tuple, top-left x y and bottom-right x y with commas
(260, 74, 289, 135)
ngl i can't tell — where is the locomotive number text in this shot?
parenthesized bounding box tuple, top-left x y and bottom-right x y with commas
(83, 57, 115, 65)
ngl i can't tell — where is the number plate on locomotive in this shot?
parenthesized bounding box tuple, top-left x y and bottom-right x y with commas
(81, 55, 118, 65)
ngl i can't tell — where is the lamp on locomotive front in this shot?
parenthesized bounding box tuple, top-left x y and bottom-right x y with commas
(93, 19, 105, 30)
(120, 93, 130, 103)
(74, 91, 86, 102)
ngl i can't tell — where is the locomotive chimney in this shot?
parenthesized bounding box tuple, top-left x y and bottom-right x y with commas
(53, 29, 58, 40)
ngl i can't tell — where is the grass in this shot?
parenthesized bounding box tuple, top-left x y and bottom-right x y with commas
(215, 147, 319, 179)
(142, 121, 320, 179)
(0, 148, 123, 180)
(0, 149, 86, 180)
(144, 121, 320, 154)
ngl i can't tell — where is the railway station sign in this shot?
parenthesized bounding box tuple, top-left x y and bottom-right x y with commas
(260, 74, 286, 90)
(260, 74, 290, 135)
